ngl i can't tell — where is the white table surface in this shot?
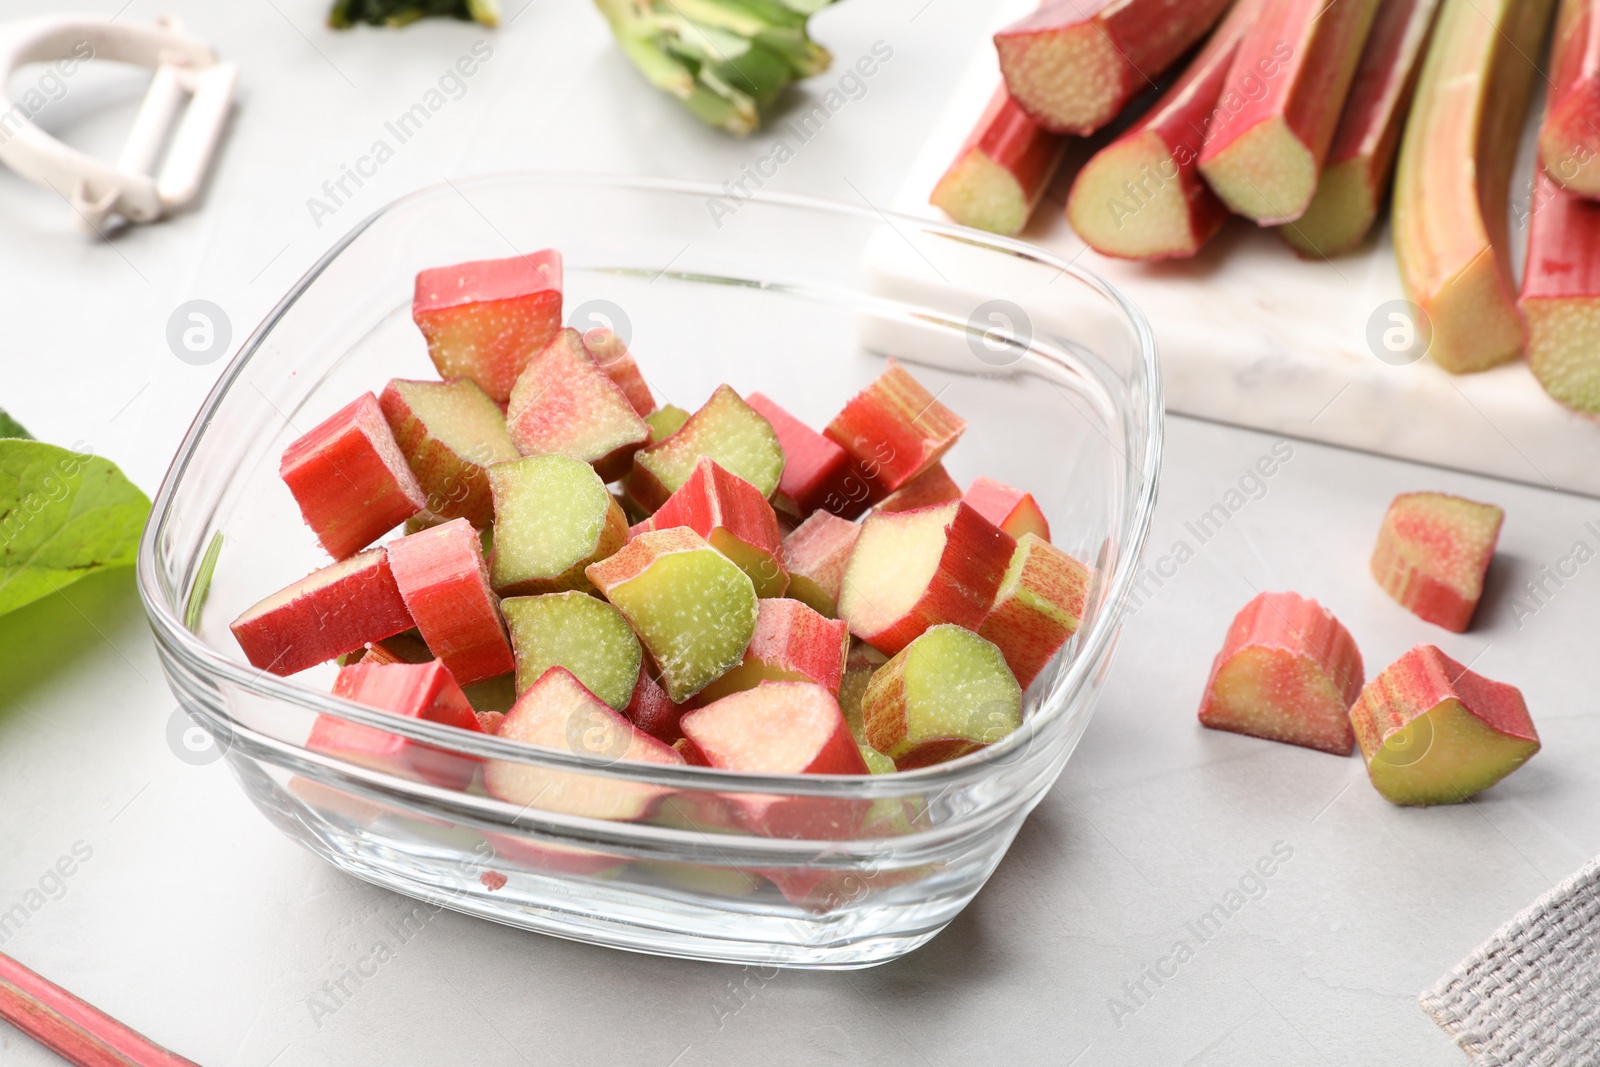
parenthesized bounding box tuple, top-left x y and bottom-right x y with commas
(1, 3, 1595, 1065)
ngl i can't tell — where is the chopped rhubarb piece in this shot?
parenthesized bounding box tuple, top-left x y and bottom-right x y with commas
(995, 0, 1234, 135)
(585, 527, 759, 702)
(1197, 0, 1382, 225)
(978, 534, 1091, 690)
(644, 404, 690, 445)
(230, 549, 413, 675)
(746, 392, 860, 518)
(379, 377, 519, 529)
(1394, 0, 1556, 372)
(962, 476, 1051, 541)
(858, 745, 896, 775)
(628, 385, 785, 512)
(824, 361, 966, 501)
(279, 392, 426, 559)
(412, 251, 563, 403)
(651, 457, 789, 597)
(1066, 0, 1256, 259)
(673, 735, 708, 765)
(1280, 0, 1442, 257)
(501, 591, 642, 711)
(387, 518, 514, 687)
(1196, 591, 1364, 755)
(626, 662, 686, 745)
(930, 87, 1067, 236)
(483, 667, 685, 820)
(505, 328, 650, 481)
(1521, 170, 1600, 412)
(358, 632, 433, 666)
(875, 464, 962, 514)
(1370, 491, 1503, 632)
(839, 501, 1016, 656)
(1540, 0, 1600, 197)
(582, 326, 657, 417)
(488, 454, 628, 596)
(782, 511, 862, 618)
(838, 641, 887, 743)
(1350, 645, 1539, 806)
(863, 624, 1022, 769)
(476, 710, 505, 734)
(680, 682, 871, 836)
(696, 598, 850, 704)
(310, 661, 484, 791)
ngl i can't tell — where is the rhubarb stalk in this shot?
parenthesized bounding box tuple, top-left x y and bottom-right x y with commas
(1393, 0, 1557, 373)
(1278, 0, 1442, 257)
(1065, 0, 1257, 259)
(1539, 0, 1600, 198)
(931, 87, 1067, 236)
(995, 0, 1234, 136)
(1521, 169, 1600, 411)
(0, 951, 200, 1066)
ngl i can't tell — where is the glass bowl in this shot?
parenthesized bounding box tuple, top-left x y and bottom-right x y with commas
(137, 173, 1161, 969)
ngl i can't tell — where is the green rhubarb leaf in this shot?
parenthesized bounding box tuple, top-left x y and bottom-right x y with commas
(0, 410, 31, 439)
(0, 440, 150, 617)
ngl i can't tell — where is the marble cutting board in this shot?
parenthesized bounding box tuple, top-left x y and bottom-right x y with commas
(883, 0, 1600, 498)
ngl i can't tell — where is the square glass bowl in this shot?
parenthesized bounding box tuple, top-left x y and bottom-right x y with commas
(137, 173, 1161, 968)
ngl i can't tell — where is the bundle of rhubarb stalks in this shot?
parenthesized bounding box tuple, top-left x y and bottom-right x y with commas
(933, 0, 1600, 414)
(229, 251, 1092, 816)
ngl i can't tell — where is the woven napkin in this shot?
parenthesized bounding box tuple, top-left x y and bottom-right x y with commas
(1420, 855, 1600, 1065)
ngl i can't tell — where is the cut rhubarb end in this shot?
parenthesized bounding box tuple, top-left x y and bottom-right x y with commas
(695, 597, 850, 704)
(863, 624, 1023, 770)
(962, 476, 1051, 542)
(644, 404, 690, 445)
(1199, 116, 1320, 225)
(489, 454, 628, 597)
(930, 87, 1066, 236)
(413, 251, 563, 403)
(782, 510, 861, 618)
(995, 0, 1233, 135)
(506, 328, 650, 482)
(484, 667, 685, 821)
(280, 392, 426, 559)
(312, 660, 484, 791)
(380, 377, 519, 529)
(1539, 0, 1600, 197)
(874, 463, 962, 514)
(1197, 592, 1365, 756)
(824, 360, 967, 499)
(1278, 157, 1376, 257)
(1350, 644, 1539, 806)
(1395, 0, 1554, 374)
(1370, 491, 1502, 633)
(651, 457, 789, 598)
(629, 385, 786, 512)
(230, 549, 414, 676)
(1069, 130, 1225, 260)
(977, 534, 1091, 690)
(502, 591, 643, 711)
(387, 518, 515, 687)
(1521, 169, 1600, 412)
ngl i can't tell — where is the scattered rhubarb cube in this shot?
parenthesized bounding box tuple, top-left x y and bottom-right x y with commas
(279, 392, 426, 559)
(505, 328, 650, 481)
(874, 463, 962, 514)
(585, 527, 759, 702)
(412, 251, 563, 403)
(626, 661, 686, 745)
(862, 624, 1022, 769)
(483, 667, 685, 820)
(963, 476, 1050, 542)
(310, 660, 484, 790)
(231, 549, 414, 675)
(782, 511, 861, 618)
(387, 518, 514, 687)
(1350, 644, 1539, 805)
(488, 454, 628, 596)
(696, 597, 850, 704)
(839, 501, 1016, 656)
(680, 682, 871, 837)
(1196, 591, 1365, 756)
(1370, 492, 1503, 632)
(651, 457, 788, 597)
(582, 326, 656, 417)
(746, 392, 861, 518)
(627, 385, 785, 512)
(978, 534, 1091, 690)
(501, 591, 642, 711)
(825, 360, 966, 501)
(930, 86, 1067, 236)
(379, 377, 519, 529)
(838, 641, 887, 743)
(644, 404, 690, 445)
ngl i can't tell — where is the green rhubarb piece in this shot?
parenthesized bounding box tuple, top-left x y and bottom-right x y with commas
(645, 404, 690, 444)
(859, 744, 896, 775)
(863, 624, 1022, 768)
(629, 385, 784, 509)
(488, 454, 627, 596)
(502, 592, 643, 711)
